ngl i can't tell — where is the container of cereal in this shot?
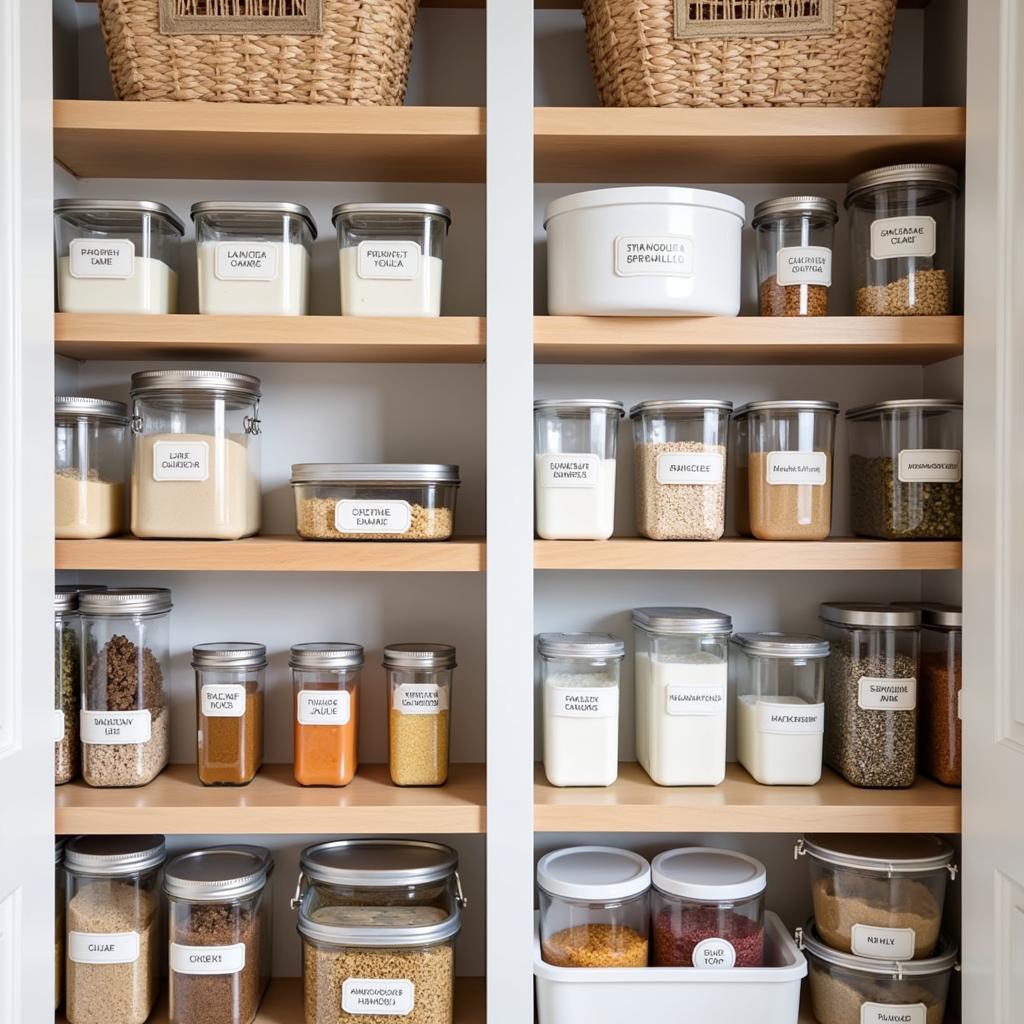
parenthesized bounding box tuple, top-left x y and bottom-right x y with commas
(916, 604, 962, 786)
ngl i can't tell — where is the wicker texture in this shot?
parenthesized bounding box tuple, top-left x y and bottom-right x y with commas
(582, 0, 897, 108)
(98, 0, 418, 104)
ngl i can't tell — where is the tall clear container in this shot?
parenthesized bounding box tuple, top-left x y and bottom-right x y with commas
(55, 587, 82, 785)
(917, 605, 962, 786)
(56, 839, 66, 1010)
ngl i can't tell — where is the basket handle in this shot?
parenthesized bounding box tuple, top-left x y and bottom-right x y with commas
(673, 0, 836, 41)
(159, 0, 324, 37)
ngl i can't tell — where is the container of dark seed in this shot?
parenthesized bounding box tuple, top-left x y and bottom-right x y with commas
(846, 399, 962, 540)
(819, 603, 920, 788)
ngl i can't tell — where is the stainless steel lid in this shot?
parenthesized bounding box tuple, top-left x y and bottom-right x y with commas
(290, 463, 460, 485)
(800, 921, 958, 977)
(536, 632, 625, 659)
(632, 607, 732, 634)
(846, 398, 963, 421)
(79, 587, 172, 616)
(731, 632, 830, 658)
(382, 643, 456, 670)
(299, 839, 458, 887)
(845, 163, 960, 205)
(740, 399, 839, 415)
(54, 198, 185, 235)
(290, 642, 364, 670)
(130, 369, 261, 400)
(798, 834, 956, 874)
(298, 898, 461, 949)
(751, 195, 838, 228)
(55, 583, 106, 613)
(918, 603, 962, 629)
(191, 642, 267, 670)
(190, 200, 317, 238)
(629, 399, 733, 418)
(533, 399, 625, 416)
(820, 603, 921, 629)
(54, 396, 128, 423)
(65, 835, 166, 876)
(331, 202, 452, 226)
(164, 845, 273, 901)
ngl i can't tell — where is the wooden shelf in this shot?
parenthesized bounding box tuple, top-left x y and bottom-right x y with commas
(56, 536, 486, 573)
(55, 313, 486, 364)
(534, 538, 961, 571)
(534, 763, 962, 833)
(534, 315, 963, 365)
(56, 763, 486, 835)
(535, 106, 965, 183)
(54, 100, 485, 182)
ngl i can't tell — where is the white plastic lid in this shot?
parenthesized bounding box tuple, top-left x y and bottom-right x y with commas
(544, 186, 746, 227)
(537, 846, 651, 902)
(652, 847, 767, 902)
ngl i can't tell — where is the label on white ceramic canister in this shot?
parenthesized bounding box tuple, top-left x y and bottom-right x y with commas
(357, 240, 421, 280)
(215, 241, 279, 280)
(393, 684, 448, 715)
(342, 978, 415, 1016)
(756, 701, 825, 733)
(81, 709, 151, 744)
(691, 938, 737, 968)
(153, 440, 209, 482)
(335, 500, 412, 534)
(297, 690, 351, 725)
(897, 449, 962, 483)
(540, 453, 598, 488)
(765, 451, 828, 486)
(69, 238, 134, 278)
(851, 923, 917, 960)
(69, 931, 140, 964)
(776, 245, 832, 286)
(665, 682, 726, 716)
(860, 1002, 926, 1024)
(53, 709, 66, 742)
(857, 677, 917, 711)
(170, 942, 246, 975)
(870, 216, 936, 260)
(201, 684, 247, 718)
(614, 235, 695, 277)
(656, 452, 724, 485)
(547, 687, 619, 718)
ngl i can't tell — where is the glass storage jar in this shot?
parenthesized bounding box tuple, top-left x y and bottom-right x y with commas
(732, 632, 830, 786)
(633, 607, 732, 787)
(54, 199, 183, 314)
(333, 203, 451, 317)
(130, 369, 262, 540)
(385, 643, 456, 787)
(846, 399, 963, 540)
(820, 603, 921, 789)
(79, 588, 172, 788)
(55, 397, 128, 539)
(539, 633, 625, 788)
(630, 400, 732, 540)
(291, 463, 460, 541)
(64, 834, 166, 1024)
(797, 834, 957, 961)
(845, 164, 959, 316)
(916, 604, 962, 786)
(752, 196, 838, 317)
(534, 399, 624, 540)
(192, 643, 266, 787)
(537, 846, 650, 968)
(55, 586, 84, 784)
(165, 845, 274, 1024)
(740, 399, 838, 540)
(56, 839, 66, 1010)
(291, 643, 363, 787)
(651, 847, 767, 968)
(191, 201, 316, 317)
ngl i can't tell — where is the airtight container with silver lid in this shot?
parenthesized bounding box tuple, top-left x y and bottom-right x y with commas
(333, 203, 451, 317)
(544, 187, 745, 316)
(54, 199, 183, 314)
(913, 604, 962, 786)
(191, 201, 316, 316)
(291, 463, 460, 541)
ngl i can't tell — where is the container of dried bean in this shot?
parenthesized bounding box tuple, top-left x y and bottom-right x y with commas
(820, 603, 920, 789)
(56, 838, 66, 1010)
(845, 164, 959, 317)
(846, 399, 962, 540)
(916, 604, 962, 786)
(796, 834, 956, 962)
(752, 197, 837, 317)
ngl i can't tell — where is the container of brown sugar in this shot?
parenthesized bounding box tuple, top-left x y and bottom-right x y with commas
(917, 604, 962, 786)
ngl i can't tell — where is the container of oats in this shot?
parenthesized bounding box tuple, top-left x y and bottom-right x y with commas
(291, 464, 460, 541)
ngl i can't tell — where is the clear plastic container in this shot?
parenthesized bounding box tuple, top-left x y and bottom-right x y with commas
(633, 607, 732, 787)
(385, 643, 456, 787)
(845, 164, 959, 316)
(165, 846, 274, 1024)
(917, 605, 962, 786)
(651, 848, 766, 968)
(130, 370, 262, 540)
(732, 632, 830, 786)
(191, 201, 316, 316)
(54, 199, 183, 314)
(56, 839, 66, 1010)
(752, 196, 838, 317)
(739, 400, 838, 540)
(537, 847, 651, 968)
(797, 834, 957, 961)
(192, 643, 266, 787)
(846, 399, 963, 540)
(55, 397, 128, 539)
(629, 400, 731, 540)
(80, 588, 172, 788)
(291, 463, 460, 541)
(820, 603, 920, 789)
(291, 643, 363, 788)
(534, 400, 624, 540)
(55, 587, 83, 785)
(64, 835, 166, 1024)
(333, 203, 451, 317)
(539, 633, 625, 788)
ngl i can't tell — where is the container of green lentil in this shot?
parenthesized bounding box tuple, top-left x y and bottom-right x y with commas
(846, 399, 962, 540)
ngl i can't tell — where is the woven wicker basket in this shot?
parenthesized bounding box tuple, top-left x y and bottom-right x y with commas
(582, 0, 897, 108)
(98, 0, 418, 104)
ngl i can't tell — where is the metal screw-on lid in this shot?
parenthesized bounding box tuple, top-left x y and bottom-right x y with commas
(652, 847, 767, 902)
(54, 397, 128, 423)
(731, 632, 831, 658)
(740, 399, 839, 415)
(79, 587, 172, 616)
(65, 835, 166, 876)
(751, 195, 838, 228)
(533, 399, 625, 416)
(382, 643, 457, 670)
(918, 604, 962, 630)
(164, 845, 273, 901)
(845, 163, 960, 206)
(55, 584, 106, 613)
(290, 463, 460, 485)
(820, 603, 921, 629)
(629, 399, 733, 418)
(130, 369, 261, 401)
(190, 200, 317, 239)
(798, 833, 956, 874)
(290, 642, 364, 670)
(331, 202, 452, 227)
(845, 398, 963, 421)
(53, 198, 185, 235)
(536, 632, 625, 659)
(799, 921, 959, 977)
(298, 900, 462, 950)
(192, 642, 267, 670)
(537, 846, 651, 902)
(299, 839, 459, 888)
(632, 607, 732, 635)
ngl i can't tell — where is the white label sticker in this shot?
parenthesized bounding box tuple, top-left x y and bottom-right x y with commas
(357, 240, 421, 280)
(547, 687, 619, 719)
(69, 238, 134, 279)
(860, 1002, 926, 1024)
(766, 450, 828, 486)
(776, 245, 833, 286)
(656, 452, 724, 486)
(170, 942, 246, 975)
(393, 684, 448, 716)
(69, 931, 140, 964)
(614, 235, 694, 277)
(335, 500, 412, 535)
(691, 937, 737, 968)
(53, 709, 66, 742)
(756, 701, 825, 734)
(201, 684, 247, 718)
(897, 449, 962, 483)
(666, 682, 727, 716)
(851, 924, 917, 961)
(858, 677, 917, 712)
(870, 216, 937, 260)
(342, 979, 415, 1016)
(81, 709, 152, 744)
(297, 690, 351, 725)
(540, 453, 598, 489)
(153, 440, 209, 482)
(215, 241, 279, 281)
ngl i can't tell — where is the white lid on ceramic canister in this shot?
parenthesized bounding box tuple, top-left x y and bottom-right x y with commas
(536, 846, 651, 902)
(543, 187, 746, 228)
(652, 847, 767, 902)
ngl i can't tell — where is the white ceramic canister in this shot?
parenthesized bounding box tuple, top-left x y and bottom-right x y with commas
(544, 187, 746, 316)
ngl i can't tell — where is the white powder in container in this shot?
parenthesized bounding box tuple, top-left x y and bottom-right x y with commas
(543, 672, 619, 787)
(736, 694, 824, 785)
(57, 256, 178, 315)
(196, 240, 310, 316)
(56, 469, 125, 538)
(339, 246, 443, 317)
(534, 454, 617, 540)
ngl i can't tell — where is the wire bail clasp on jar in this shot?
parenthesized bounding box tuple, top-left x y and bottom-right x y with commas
(130, 401, 144, 436)
(454, 869, 468, 909)
(794, 838, 806, 861)
(290, 869, 307, 911)
(244, 397, 262, 437)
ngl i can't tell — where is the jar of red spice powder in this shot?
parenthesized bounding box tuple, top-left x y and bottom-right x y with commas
(650, 847, 766, 968)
